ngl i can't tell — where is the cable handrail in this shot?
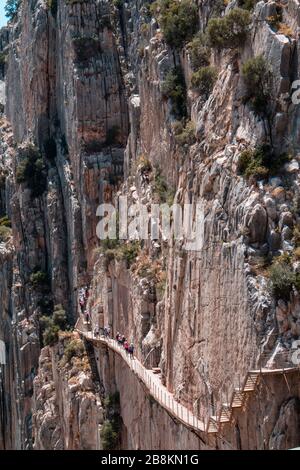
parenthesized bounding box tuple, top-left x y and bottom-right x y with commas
(76, 320, 206, 433)
(76, 317, 300, 435)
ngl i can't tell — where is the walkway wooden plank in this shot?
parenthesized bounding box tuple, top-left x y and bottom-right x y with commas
(76, 328, 207, 433)
(76, 317, 300, 437)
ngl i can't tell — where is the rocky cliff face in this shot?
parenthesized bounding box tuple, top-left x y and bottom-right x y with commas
(1, 0, 300, 450)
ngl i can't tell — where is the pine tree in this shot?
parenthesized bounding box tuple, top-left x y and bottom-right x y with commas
(5, 0, 21, 21)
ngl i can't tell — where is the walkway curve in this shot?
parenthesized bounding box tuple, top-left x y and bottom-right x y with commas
(75, 322, 207, 433)
(76, 319, 300, 436)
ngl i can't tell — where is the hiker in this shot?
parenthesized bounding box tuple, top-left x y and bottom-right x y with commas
(116, 332, 120, 342)
(128, 343, 134, 358)
(121, 335, 126, 345)
(124, 340, 129, 353)
(104, 326, 110, 338)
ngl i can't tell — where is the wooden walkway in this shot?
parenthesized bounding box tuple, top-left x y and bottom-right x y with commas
(76, 320, 299, 435)
(76, 325, 206, 433)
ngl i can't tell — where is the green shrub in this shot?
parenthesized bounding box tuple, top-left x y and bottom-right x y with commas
(99, 240, 141, 268)
(0, 225, 12, 243)
(39, 315, 53, 332)
(237, 145, 289, 180)
(104, 391, 120, 409)
(161, 67, 187, 119)
(151, 0, 198, 49)
(0, 52, 7, 67)
(73, 36, 102, 64)
(207, 8, 251, 49)
(16, 144, 47, 198)
(187, 34, 210, 71)
(64, 339, 84, 362)
(242, 55, 272, 115)
(173, 120, 196, 146)
(43, 324, 60, 347)
(100, 421, 118, 450)
(53, 305, 68, 330)
(191, 66, 217, 99)
(30, 270, 49, 288)
(40, 305, 68, 347)
(0, 215, 11, 228)
(101, 391, 121, 450)
(154, 168, 175, 204)
(5, 0, 21, 21)
(268, 257, 296, 301)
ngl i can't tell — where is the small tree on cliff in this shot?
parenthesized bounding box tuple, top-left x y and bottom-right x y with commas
(5, 0, 21, 22)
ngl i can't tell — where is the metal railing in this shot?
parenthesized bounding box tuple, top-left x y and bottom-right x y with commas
(76, 317, 300, 435)
(76, 322, 206, 433)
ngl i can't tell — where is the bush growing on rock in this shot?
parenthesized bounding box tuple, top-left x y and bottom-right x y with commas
(53, 305, 68, 330)
(99, 240, 141, 269)
(30, 270, 50, 290)
(154, 168, 175, 205)
(191, 66, 217, 100)
(43, 323, 60, 347)
(206, 8, 251, 49)
(0, 225, 12, 243)
(242, 55, 273, 116)
(16, 144, 47, 198)
(0, 215, 12, 249)
(40, 305, 68, 347)
(173, 120, 196, 147)
(268, 256, 299, 302)
(73, 36, 102, 64)
(187, 34, 211, 71)
(101, 392, 121, 450)
(0, 215, 11, 228)
(151, 0, 198, 49)
(64, 339, 84, 362)
(5, 0, 21, 21)
(161, 67, 187, 119)
(100, 421, 119, 450)
(237, 145, 289, 181)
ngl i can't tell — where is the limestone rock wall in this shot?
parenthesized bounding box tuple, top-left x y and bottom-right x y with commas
(1, 0, 300, 451)
(33, 333, 103, 450)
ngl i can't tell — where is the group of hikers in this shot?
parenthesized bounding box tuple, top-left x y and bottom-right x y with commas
(78, 287, 135, 358)
(93, 325, 110, 337)
(116, 332, 134, 357)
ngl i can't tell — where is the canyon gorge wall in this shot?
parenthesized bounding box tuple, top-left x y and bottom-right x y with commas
(0, 0, 300, 450)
